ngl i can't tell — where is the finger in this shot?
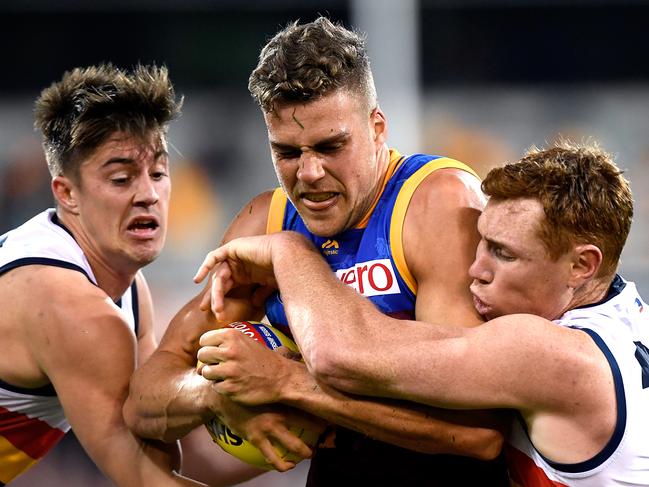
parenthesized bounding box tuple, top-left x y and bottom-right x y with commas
(211, 267, 234, 320)
(193, 247, 228, 283)
(199, 287, 211, 311)
(200, 363, 224, 381)
(199, 328, 228, 347)
(254, 439, 296, 472)
(196, 344, 222, 364)
(272, 429, 314, 461)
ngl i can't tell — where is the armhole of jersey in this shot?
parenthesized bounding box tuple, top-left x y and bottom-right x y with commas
(541, 327, 627, 473)
(0, 379, 57, 397)
(131, 280, 140, 337)
(266, 188, 288, 235)
(0, 257, 92, 283)
(390, 158, 479, 294)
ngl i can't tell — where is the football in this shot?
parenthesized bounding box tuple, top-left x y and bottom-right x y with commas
(203, 320, 320, 469)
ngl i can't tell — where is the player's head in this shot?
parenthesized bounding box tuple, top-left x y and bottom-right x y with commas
(35, 63, 181, 182)
(249, 16, 376, 115)
(249, 17, 388, 236)
(34, 64, 182, 270)
(469, 140, 633, 320)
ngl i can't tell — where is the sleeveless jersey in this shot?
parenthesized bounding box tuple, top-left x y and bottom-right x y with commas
(0, 209, 139, 485)
(507, 275, 649, 486)
(265, 150, 509, 486)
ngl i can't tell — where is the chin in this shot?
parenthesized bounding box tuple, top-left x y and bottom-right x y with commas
(302, 217, 348, 238)
(129, 244, 164, 268)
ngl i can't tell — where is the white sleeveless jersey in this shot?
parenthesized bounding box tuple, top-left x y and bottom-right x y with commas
(0, 209, 139, 484)
(507, 275, 649, 486)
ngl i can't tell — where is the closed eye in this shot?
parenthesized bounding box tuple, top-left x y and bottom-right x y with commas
(488, 242, 515, 261)
(275, 150, 301, 160)
(111, 176, 130, 185)
(314, 143, 343, 154)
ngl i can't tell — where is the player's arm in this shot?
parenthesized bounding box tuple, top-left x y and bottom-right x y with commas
(125, 191, 315, 474)
(288, 168, 506, 458)
(133, 271, 159, 366)
(199, 329, 505, 459)
(131, 271, 252, 485)
(24, 266, 204, 487)
(124, 192, 272, 441)
(204, 231, 615, 464)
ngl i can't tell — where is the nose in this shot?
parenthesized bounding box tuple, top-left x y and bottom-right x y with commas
(296, 152, 325, 184)
(134, 175, 159, 207)
(469, 240, 493, 284)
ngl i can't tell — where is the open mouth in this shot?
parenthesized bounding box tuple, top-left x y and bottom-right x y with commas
(303, 192, 337, 202)
(127, 218, 159, 234)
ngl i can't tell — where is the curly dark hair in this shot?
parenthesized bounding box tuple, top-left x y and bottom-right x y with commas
(249, 16, 377, 113)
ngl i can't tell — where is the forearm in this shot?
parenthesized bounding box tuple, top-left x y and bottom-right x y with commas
(85, 423, 208, 487)
(125, 350, 220, 442)
(279, 361, 504, 460)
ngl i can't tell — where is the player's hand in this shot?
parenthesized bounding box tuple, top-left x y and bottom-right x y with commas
(217, 398, 317, 472)
(193, 232, 311, 320)
(193, 234, 278, 319)
(198, 327, 298, 405)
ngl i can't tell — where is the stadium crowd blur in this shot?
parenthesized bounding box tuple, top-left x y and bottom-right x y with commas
(2, 1, 649, 485)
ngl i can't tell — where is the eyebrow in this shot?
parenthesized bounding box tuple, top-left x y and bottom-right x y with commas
(269, 132, 349, 152)
(484, 236, 516, 254)
(102, 149, 168, 167)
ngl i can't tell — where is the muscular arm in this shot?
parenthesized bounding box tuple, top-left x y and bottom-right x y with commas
(17, 266, 203, 487)
(200, 329, 504, 459)
(124, 192, 272, 441)
(293, 169, 505, 457)
(125, 192, 317, 475)
(200, 170, 507, 459)
(213, 233, 615, 464)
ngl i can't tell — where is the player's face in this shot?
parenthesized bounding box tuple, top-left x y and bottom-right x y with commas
(469, 198, 575, 321)
(264, 89, 387, 237)
(71, 130, 170, 271)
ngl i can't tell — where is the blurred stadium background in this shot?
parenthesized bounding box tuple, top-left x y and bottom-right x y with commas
(2, 0, 648, 485)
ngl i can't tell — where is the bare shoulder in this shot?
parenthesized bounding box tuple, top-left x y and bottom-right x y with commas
(403, 166, 485, 262)
(6, 264, 129, 336)
(408, 167, 485, 216)
(402, 167, 485, 326)
(0, 265, 136, 385)
(222, 190, 276, 242)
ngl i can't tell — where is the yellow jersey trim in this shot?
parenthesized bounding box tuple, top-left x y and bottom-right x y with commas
(0, 435, 37, 484)
(390, 157, 479, 294)
(266, 188, 288, 235)
(354, 149, 405, 229)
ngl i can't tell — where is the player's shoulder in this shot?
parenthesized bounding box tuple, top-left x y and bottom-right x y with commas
(4, 265, 133, 348)
(223, 189, 276, 242)
(404, 164, 485, 228)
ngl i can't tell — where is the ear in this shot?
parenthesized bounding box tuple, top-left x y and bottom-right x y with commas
(567, 244, 603, 287)
(51, 176, 80, 214)
(370, 106, 388, 147)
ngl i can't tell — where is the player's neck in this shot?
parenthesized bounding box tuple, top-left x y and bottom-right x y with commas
(353, 144, 392, 228)
(57, 211, 137, 300)
(567, 277, 615, 312)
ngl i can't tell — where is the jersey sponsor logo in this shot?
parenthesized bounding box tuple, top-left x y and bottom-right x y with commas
(335, 258, 400, 297)
(321, 239, 339, 255)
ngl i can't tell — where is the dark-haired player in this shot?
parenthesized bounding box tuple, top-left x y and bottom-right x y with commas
(126, 17, 509, 486)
